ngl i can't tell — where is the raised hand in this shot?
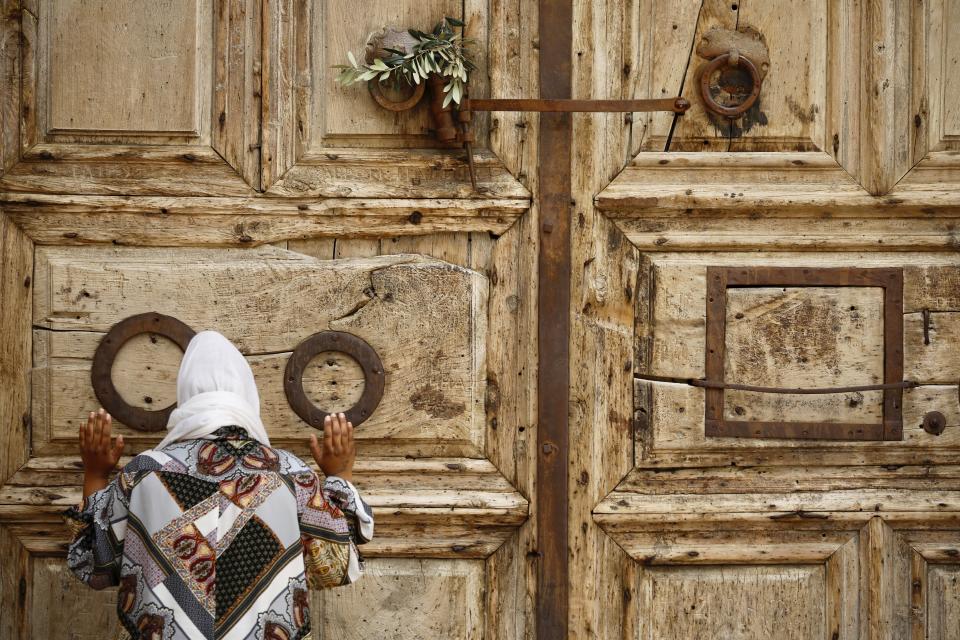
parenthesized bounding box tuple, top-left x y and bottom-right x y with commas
(309, 412, 355, 482)
(79, 408, 124, 496)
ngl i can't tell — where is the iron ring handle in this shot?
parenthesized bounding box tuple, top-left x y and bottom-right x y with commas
(91, 312, 196, 432)
(698, 51, 762, 118)
(284, 330, 385, 429)
(368, 79, 426, 112)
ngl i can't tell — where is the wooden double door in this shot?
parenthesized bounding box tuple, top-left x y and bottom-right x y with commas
(1, 1, 960, 639)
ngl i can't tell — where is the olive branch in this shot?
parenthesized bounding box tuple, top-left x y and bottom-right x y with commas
(334, 17, 478, 107)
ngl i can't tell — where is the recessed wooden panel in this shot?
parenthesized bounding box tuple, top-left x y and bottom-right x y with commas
(31, 245, 488, 458)
(628, 0, 845, 154)
(313, 558, 484, 639)
(30, 557, 120, 640)
(928, 566, 960, 639)
(259, 0, 529, 198)
(42, 0, 208, 138)
(314, 0, 461, 146)
(926, 0, 960, 150)
(635, 253, 960, 465)
(636, 565, 825, 639)
(1, 0, 260, 193)
(723, 286, 885, 423)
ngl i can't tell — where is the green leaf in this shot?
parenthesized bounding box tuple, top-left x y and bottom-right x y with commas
(443, 90, 454, 108)
(347, 51, 357, 67)
(445, 16, 465, 27)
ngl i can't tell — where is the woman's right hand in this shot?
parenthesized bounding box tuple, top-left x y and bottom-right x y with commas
(309, 413, 355, 482)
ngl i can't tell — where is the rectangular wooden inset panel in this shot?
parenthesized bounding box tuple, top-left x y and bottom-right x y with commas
(636, 565, 826, 639)
(630, 0, 840, 153)
(636, 254, 960, 464)
(313, 0, 461, 147)
(313, 558, 484, 639)
(723, 287, 885, 423)
(44, 0, 205, 136)
(30, 557, 120, 640)
(31, 246, 488, 457)
(928, 565, 960, 639)
(940, 0, 960, 139)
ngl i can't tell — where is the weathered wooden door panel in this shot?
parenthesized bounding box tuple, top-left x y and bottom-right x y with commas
(631, 252, 960, 465)
(1, 239, 532, 638)
(1, 0, 262, 194)
(0, 0, 539, 636)
(573, 0, 960, 638)
(261, 0, 528, 197)
(31, 245, 489, 459)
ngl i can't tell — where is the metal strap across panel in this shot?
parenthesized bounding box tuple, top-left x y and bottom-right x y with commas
(537, 0, 572, 636)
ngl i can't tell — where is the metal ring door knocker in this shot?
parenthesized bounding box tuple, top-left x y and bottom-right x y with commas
(283, 331, 385, 429)
(698, 50, 762, 118)
(93, 313, 386, 432)
(696, 27, 770, 119)
(91, 312, 196, 432)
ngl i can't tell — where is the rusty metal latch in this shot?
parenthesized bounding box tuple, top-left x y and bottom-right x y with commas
(634, 374, 918, 395)
(454, 97, 689, 189)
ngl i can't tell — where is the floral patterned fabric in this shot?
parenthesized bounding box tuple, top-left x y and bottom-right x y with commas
(62, 426, 373, 640)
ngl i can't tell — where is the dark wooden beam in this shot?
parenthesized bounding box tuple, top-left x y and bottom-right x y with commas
(536, 0, 572, 637)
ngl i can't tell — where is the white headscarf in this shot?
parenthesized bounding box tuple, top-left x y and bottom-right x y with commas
(157, 330, 271, 449)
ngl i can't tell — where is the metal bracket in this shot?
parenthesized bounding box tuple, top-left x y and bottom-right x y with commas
(284, 331, 385, 429)
(457, 96, 689, 190)
(91, 312, 196, 432)
(702, 266, 905, 441)
(364, 73, 690, 190)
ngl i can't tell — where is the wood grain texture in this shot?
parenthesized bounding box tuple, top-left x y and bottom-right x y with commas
(267, 148, 530, 199)
(723, 286, 885, 424)
(30, 246, 489, 458)
(0, 456, 527, 557)
(211, 0, 261, 189)
(859, 0, 916, 195)
(482, 0, 541, 636)
(44, 0, 204, 137)
(0, 525, 28, 640)
(312, 559, 484, 640)
(0, 213, 32, 487)
(0, 0, 21, 175)
(615, 521, 863, 638)
(259, 0, 519, 198)
(0, 193, 527, 244)
(637, 565, 826, 638)
(596, 152, 960, 222)
(30, 558, 120, 640)
(568, 0, 639, 637)
(4, 0, 263, 194)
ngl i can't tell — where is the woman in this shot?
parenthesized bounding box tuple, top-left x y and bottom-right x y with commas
(62, 330, 374, 640)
